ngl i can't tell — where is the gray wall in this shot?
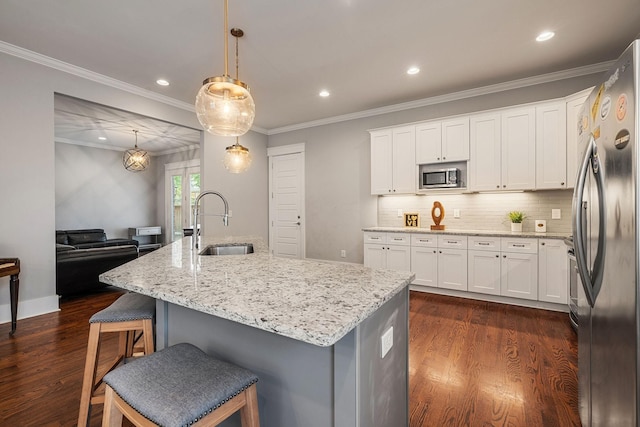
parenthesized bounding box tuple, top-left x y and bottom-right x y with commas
(0, 50, 268, 321)
(55, 142, 158, 239)
(268, 73, 603, 263)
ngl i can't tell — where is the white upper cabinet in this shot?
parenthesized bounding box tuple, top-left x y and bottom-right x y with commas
(370, 126, 416, 195)
(469, 112, 501, 191)
(501, 107, 536, 190)
(416, 118, 469, 164)
(566, 88, 592, 189)
(536, 101, 567, 189)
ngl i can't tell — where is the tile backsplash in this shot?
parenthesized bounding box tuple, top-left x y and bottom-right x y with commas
(377, 190, 573, 233)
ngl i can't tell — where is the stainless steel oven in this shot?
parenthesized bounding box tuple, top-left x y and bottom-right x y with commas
(566, 237, 578, 331)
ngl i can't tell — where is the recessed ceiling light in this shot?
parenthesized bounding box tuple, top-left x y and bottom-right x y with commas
(98, 136, 107, 141)
(156, 79, 170, 86)
(536, 31, 555, 42)
(319, 90, 330, 97)
(407, 67, 420, 75)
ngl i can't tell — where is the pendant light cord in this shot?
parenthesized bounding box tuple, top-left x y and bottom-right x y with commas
(223, 0, 229, 77)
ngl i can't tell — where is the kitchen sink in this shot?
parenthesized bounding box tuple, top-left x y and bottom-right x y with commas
(199, 243, 254, 256)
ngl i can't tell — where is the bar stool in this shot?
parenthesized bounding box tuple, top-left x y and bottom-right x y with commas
(102, 342, 260, 427)
(78, 292, 155, 427)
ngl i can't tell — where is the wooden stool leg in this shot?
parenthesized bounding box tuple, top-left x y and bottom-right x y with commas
(142, 319, 155, 355)
(9, 273, 18, 335)
(102, 386, 124, 427)
(240, 384, 260, 427)
(78, 322, 102, 427)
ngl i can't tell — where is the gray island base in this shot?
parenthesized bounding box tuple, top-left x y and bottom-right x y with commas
(100, 236, 414, 427)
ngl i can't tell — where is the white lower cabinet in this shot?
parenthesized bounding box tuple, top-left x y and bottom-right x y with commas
(365, 231, 567, 308)
(538, 239, 569, 304)
(467, 235, 502, 296)
(500, 238, 538, 301)
(410, 235, 438, 287)
(363, 232, 411, 271)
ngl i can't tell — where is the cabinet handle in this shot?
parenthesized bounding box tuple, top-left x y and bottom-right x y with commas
(541, 242, 545, 246)
(503, 185, 506, 188)
(393, 238, 402, 241)
(496, 185, 500, 188)
(561, 182, 565, 186)
(447, 241, 457, 244)
(513, 244, 525, 248)
(443, 157, 446, 160)
(439, 250, 442, 254)
(433, 250, 437, 253)
(503, 255, 507, 258)
(478, 242, 490, 246)
(495, 255, 499, 258)
(393, 189, 396, 192)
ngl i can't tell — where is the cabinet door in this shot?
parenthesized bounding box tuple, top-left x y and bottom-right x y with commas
(536, 102, 567, 189)
(441, 117, 469, 161)
(392, 126, 416, 194)
(438, 248, 468, 291)
(415, 121, 442, 164)
(501, 107, 536, 190)
(538, 239, 569, 304)
(370, 130, 393, 194)
(364, 244, 386, 269)
(566, 90, 591, 189)
(469, 112, 501, 191)
(386, 245, 411, 271)
(468, 250, 501, 296)
(411, 246, 438, 287)
(501, 252, 538, 300)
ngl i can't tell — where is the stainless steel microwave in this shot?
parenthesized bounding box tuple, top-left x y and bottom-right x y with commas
(422, 168, 460, 188)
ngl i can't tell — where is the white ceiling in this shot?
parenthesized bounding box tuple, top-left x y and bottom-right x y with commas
(1, 0, 639, 150)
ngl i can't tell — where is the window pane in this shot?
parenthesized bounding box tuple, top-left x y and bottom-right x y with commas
(189, 173, 200, 228)
(172, 175, 183, 239)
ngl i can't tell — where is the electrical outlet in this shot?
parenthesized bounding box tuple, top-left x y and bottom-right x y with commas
(381, 326, 393, 358)
(397, 209, 403, 218)
(453, 209, 460, 218)
(340, 249, 346, 258)
(228, 210, 233, 218)
(552, 209, 561, 219)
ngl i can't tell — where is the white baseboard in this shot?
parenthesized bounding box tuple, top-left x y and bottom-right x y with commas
(0, 295, 59, 324)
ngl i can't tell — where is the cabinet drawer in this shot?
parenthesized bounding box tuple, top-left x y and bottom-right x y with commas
(501, 237, 538, 254)
(386, 233, 411, 246)
(438, 235, 468, 249)
(411, 234, 438, 247)
(468, 236, 501, 251)
(363, 232, 387, 244)
(136, 226, 161, 235)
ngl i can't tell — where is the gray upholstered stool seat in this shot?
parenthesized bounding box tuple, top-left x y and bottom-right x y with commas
(90, 292, 156, 323)
(102, 343, 260, 426)
(78, 292, 156, 427)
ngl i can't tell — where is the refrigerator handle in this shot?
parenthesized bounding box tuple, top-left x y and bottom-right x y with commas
(572, 134, 606, 308)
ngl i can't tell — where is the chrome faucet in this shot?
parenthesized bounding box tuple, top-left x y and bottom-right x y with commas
(192, 190, 229, 249)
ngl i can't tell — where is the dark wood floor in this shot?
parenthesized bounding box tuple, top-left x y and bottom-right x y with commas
(0, 288, 579, 426)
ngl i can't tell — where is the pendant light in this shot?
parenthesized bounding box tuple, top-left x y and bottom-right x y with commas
(123, 130, 150, 172)
(195, 0, 255, 137)
(224, 137, 252, 173)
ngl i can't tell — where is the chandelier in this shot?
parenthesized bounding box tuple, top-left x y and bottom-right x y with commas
(123, 130, 149, 172)
(224, 138, 252, 173)
(195, 0, 255, 136)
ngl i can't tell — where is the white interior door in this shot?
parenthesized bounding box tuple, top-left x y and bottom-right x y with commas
(165, 160, 200, 243)
(268, 145, 305, 259)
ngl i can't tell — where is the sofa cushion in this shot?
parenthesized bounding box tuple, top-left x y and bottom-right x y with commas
(56, 243, 76, 253)
(56, 231, 69, 245)
(67, 230, 107, 246)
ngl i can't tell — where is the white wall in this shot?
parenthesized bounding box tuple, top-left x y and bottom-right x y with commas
(0, 50, 268, 323)
(55, 142, 157, 239)
(267, 74, 602, 263)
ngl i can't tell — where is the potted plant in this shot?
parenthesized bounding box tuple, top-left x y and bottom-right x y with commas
(508, 211, 526, 232)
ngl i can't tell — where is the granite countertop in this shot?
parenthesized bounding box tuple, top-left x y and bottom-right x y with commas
(363, 226, 570, 240)
(99, 236, 414, 347)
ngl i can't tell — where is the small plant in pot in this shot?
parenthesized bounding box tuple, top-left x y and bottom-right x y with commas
(508, 211, 526, 232)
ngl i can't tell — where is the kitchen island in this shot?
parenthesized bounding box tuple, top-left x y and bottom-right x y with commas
(100, 236, 414, 427)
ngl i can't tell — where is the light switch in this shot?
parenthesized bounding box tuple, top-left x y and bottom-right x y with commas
(397, 209, 403, 218)
(453, 209, 460, 218)
(552, 209, 561, 219)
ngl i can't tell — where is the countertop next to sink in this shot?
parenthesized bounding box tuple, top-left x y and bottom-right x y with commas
(99, 236, 414, 347)
(363, 226, 570, 240)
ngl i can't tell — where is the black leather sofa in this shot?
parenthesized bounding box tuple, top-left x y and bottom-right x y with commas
(56, 229, 139, 296)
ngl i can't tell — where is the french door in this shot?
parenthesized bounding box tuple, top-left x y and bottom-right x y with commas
(165, 161, 200, 243)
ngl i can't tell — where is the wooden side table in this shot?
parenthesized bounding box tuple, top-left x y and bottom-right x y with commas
(0, 258, 20, 335)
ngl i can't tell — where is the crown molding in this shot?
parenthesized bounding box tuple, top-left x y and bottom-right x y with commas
(0, 41, 269, 134)
(267, 61, 614, 135)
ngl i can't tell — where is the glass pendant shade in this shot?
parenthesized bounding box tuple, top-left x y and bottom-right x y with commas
(123, 130, 149, 172)
(196, 76, 255, 136)
(224, 141, 252, 173)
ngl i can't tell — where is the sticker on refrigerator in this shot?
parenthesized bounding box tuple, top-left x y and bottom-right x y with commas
(591, 84, 604, 121)
(616, 93, 628, 121)
(614, 129, 630, 150)
(600, 96, 611, 120)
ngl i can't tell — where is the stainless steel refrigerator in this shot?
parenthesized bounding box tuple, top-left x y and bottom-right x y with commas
(572, 39, 639, 427)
